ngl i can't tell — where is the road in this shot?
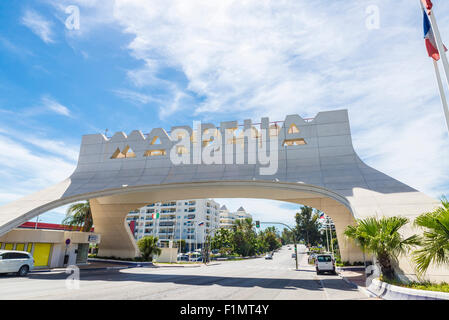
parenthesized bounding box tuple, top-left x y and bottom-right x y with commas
(0, 245, 370, 300)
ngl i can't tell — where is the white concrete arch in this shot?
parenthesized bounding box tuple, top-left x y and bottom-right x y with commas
(0, 109, 443, 280)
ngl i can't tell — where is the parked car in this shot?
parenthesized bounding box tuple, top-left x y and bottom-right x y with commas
(315, 254, 337, 275)
(264, 253, 273, 260)
(190, 256, 203, 262)
(177, 254, 189, 262)
(291, 253, 296, 258)
(0, 250, 34, 276)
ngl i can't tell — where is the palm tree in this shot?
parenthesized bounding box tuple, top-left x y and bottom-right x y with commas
(137, 236, 162, 261)
(413, 197, 449, 276)
(62, 201, 93, 232)
(344, 216, 420, 280)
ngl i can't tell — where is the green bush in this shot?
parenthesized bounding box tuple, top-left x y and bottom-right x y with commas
(136, 236, 162, 262)
(380, 277, 449, 293)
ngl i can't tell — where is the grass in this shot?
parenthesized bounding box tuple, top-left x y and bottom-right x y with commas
(380, 277, 449, 293)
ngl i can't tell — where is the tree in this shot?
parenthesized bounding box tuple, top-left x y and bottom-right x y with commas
(211, 228, 232, 252)
(232, 218, 257, 256)
(344, 216, 420, 280)
(137, 236, 161, 262)
(62, 201, 93, 232)
(281, 228, 294, 245)
(177, 239, 186, 253)
(295, 206, 322, 246)
(413, 197, 449, 276)
(262, 226, 282, 252)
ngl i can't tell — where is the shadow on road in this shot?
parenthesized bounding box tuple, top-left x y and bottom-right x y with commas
(24, 269, 359, 292)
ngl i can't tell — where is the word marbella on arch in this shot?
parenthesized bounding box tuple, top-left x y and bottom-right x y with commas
(106, 114, 310, 160)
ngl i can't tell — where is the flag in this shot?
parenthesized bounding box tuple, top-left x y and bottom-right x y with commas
(152, 212, 160, 219)
(423, 5, 447, 61)
(421, 0, 433, 15)
(198, 221, 204, 226)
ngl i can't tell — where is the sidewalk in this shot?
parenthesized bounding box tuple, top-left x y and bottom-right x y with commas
(338, 268, 367, 288)
(153, 262, 221, 268)
(338, 268, 380, 299)
(30, 261, 140, 273)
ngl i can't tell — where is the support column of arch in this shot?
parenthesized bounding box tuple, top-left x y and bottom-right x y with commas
(90, 199, 147, 258)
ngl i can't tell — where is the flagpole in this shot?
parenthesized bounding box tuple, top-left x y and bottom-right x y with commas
(422, 1, 449, 133)
(427, 6, 449, 89)
(433, 59, 449, 131)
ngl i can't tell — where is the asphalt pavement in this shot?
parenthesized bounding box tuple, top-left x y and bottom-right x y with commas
(0, 245, 372, 300)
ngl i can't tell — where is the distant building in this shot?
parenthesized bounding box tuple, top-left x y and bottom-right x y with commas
(219, 206, 252, 229)
(127, 199, 221, 251)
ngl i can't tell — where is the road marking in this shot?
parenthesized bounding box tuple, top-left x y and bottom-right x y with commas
(318, 278, 330, 300)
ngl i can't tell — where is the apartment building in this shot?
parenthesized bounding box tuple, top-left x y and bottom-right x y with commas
(219, 206, 252, 229)
(127, 199, 221, 251)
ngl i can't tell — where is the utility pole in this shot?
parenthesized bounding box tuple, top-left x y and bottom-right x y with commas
(327, 217, 334, 256)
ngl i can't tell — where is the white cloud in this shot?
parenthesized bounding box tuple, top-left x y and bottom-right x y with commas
(0, 134, 77, 223)
(104, 0, 449, 197)
(14, 0, 448, 224)
(0, 134, 76, 228)
(41, 95, 72, 117)
(0, 135, 76, 193)
(21, 9, 55, 44)
(217, 198, 300, 227)
(112, 89, 156, 105)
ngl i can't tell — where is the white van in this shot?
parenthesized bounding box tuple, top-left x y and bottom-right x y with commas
(315, 254, 337, 275)
(0, 250, 34, 276)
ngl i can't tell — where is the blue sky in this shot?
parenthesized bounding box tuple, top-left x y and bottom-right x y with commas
(0, 0, 448, 228)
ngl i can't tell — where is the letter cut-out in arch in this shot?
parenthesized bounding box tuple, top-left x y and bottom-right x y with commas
(288, 123, 300, 134)
(144, 128, 172, 157)
(110, 145, 136, 159)
(281, 115, 307, 147)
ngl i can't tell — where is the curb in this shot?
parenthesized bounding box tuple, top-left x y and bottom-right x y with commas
(367, 278, 449, 300)
(153, 262, 221, 268)
(153, 264, 202, 268)
(30, 265, 139, 273)
(87, 258, 155, 267)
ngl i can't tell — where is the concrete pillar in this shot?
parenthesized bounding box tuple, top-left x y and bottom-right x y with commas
(90, 199, 147, 259)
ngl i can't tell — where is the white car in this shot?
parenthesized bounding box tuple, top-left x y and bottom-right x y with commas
(264, 253, 273, 259)
(0, 250, 34, 276)
(315, 254, 337, 275)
